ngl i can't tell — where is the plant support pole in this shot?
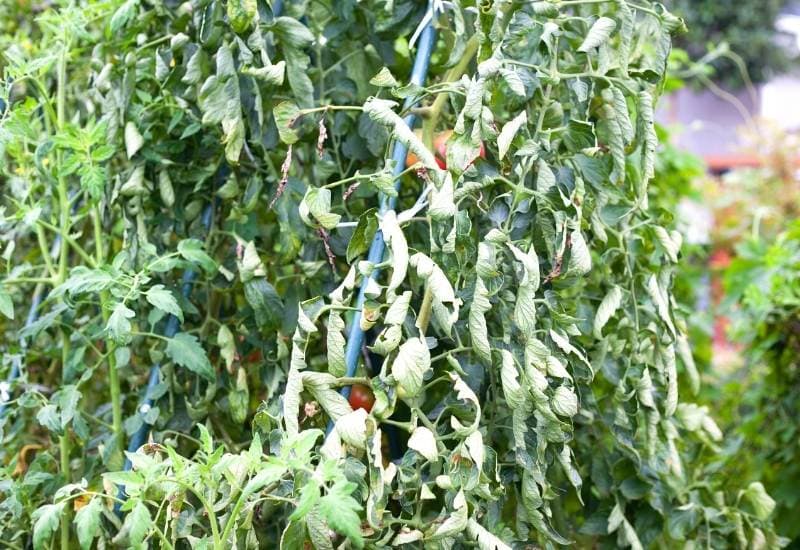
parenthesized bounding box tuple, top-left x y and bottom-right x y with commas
(335, 9, 437, 410)
(121, 202, 216, 464)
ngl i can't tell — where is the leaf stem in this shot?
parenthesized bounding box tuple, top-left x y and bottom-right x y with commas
(35, 226, 57, 279)
(422, 34, 480, 147)
(299, 105, 363, 116)
(93, 205, 123, 465)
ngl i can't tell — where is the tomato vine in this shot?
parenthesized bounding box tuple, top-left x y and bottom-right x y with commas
(0, 0, 785, 548)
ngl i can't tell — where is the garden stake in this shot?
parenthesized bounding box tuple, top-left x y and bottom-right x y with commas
(116, 181, 219, 507)
(329, 5, 437, 435)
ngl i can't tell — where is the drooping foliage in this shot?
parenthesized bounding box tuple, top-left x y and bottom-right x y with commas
(0, 0, 784, 548)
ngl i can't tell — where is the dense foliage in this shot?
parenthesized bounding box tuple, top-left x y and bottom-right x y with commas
(666, 0, 796, 88)
(0, 0, 785, 548)
(717, 222, 800, 542)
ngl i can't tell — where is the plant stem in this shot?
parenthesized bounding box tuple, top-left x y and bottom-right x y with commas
(300, 105, 362, 116)
(37, 219, 97, 267)
(422, 34, 480, 148)
(333, 376, 370, 387)
(55, 34, 72, 550)
(35, 226, 57, 278)
(93, 205, 122, 465)
(1, 276, 53, 285)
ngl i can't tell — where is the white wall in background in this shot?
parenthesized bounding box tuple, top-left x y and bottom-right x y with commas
(761, 76, 800, 130)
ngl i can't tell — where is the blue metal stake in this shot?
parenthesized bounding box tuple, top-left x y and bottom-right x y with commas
(331, 11, 437, 432)
(120, 203, 215, 461)
(115, 202, 215, 509)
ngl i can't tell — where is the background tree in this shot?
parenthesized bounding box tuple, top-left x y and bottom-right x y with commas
(667, 0, 797, 88)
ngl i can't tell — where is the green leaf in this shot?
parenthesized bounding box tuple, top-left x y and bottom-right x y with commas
(273, 101, 301, 145)
(109, 0, 139, 33)
(74, 498, 103, 550)
(32, 502, 65, 550)
(165, 332, 215, 381)
(578, 17, 617, 52)
(0, 287, 14, 319)
(318, 482, 364, 548)
(370, 67, 399, 88)
(299, 187, 341, 229)
(124, 500, 152, 548)
(392, 337, 431, 398)
(198, 42, 244, 162)
(63, 267, 116, 296)
(227, 0, 257, 34)
(177, 239, 216, 272)
(346, 208, 378, 263)
(498, 111, 527, 160)
(145, 285, 183, 322)
(244, 278, 284, 329)
(124, 121, 143, 158)
(243, 460, 287, 496)
(593, 285, 622, 338)
(107, 302, 135, 343)
(271, 17, 315, 107)
(326, 311, 346, 377)
(742, 482, 776, 521)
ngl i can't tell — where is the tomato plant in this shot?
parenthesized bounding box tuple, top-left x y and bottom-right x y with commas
(0, 0, 787, 548)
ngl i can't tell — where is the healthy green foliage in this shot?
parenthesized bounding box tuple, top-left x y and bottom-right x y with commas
(720, 222, 800, 541)
(0, 0, 785, 547)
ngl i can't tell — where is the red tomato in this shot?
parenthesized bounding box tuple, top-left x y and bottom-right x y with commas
(348, 384, 375, 413)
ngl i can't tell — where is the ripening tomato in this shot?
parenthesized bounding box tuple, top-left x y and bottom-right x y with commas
(349, 384, 375, 412)
(244, 349, 263, 364)
(406, 130, 485, 170)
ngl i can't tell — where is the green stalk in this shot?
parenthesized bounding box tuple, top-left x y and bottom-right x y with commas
(422, 35, 480, 149)
(55, 36, 73, 550)
(93, 205, 122, 465)
(415, 37, 480, 335)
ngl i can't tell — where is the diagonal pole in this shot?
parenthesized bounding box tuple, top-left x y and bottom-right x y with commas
(331, 6, 438, 434)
